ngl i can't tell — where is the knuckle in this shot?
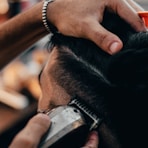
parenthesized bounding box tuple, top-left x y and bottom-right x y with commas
(94, 31, 108, 45)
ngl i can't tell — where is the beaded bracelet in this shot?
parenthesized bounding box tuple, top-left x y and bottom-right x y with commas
(42, 0, 54, 32)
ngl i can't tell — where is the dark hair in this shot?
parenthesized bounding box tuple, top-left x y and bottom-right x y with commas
(47, 11, 148, 147)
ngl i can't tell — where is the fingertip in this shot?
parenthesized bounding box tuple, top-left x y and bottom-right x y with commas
(88, 130, 98, 140)
(83, 130, 99, 148)
(88, 22, 123, 55)
(37, 113, 50, 122)
(109, 41, 123, 55)
(81, 19, 123, 55)
(94, 36, 123, 55)
(35, 113, 51, 128)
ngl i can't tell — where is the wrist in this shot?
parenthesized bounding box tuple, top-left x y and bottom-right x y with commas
(27, 1, 48, 35)
(42, 0, 58, 33)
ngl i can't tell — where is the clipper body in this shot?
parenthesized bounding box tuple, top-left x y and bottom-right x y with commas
(39, 98, 102, 148)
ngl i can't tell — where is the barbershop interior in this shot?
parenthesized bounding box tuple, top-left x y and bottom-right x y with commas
(0, 0, 148, 147)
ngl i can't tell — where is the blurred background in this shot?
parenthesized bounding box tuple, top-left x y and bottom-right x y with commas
(0, 0, 147, 147)
(0, 0, 50, 147)
(135, 0, 148, 10)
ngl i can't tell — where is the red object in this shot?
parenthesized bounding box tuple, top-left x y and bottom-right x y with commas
(138, 11, 148, 28)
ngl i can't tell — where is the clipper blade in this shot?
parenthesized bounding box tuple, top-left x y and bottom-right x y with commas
(69, 96, 102, 130)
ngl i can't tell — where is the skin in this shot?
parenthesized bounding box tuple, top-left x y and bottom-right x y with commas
(9, 114, 98, 148)
(0, 0, 146, 69)
(7, 0, 146, 147)
(47, 0, 146, 55)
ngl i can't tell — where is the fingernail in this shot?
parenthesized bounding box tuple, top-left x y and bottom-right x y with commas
(109, 42, 122, 54)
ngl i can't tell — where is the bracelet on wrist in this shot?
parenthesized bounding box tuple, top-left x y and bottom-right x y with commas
(42, 0, 58, 33)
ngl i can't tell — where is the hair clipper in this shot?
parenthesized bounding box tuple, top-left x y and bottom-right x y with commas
(39, 97, 102, 148)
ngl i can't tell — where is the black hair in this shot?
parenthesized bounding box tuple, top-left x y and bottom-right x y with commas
(47, 11, 148, 147)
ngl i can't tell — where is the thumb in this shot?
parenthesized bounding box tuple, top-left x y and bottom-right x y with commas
(9, 113, 51, 148)
(84, 19, 123, 54)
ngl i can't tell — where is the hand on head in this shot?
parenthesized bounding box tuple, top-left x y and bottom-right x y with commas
(47, 0, 146, 54)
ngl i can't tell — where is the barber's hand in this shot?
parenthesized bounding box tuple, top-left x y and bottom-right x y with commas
(9, 113, 98, 148)
(9, 114, 50, 148)
(47, 0, 146, 54)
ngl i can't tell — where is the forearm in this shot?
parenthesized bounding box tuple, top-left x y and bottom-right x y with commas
(0, 1, 48, 69)
(0, 0, 146, 69)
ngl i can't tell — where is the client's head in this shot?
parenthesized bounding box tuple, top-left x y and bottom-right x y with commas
(38, 12, 148, 148)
